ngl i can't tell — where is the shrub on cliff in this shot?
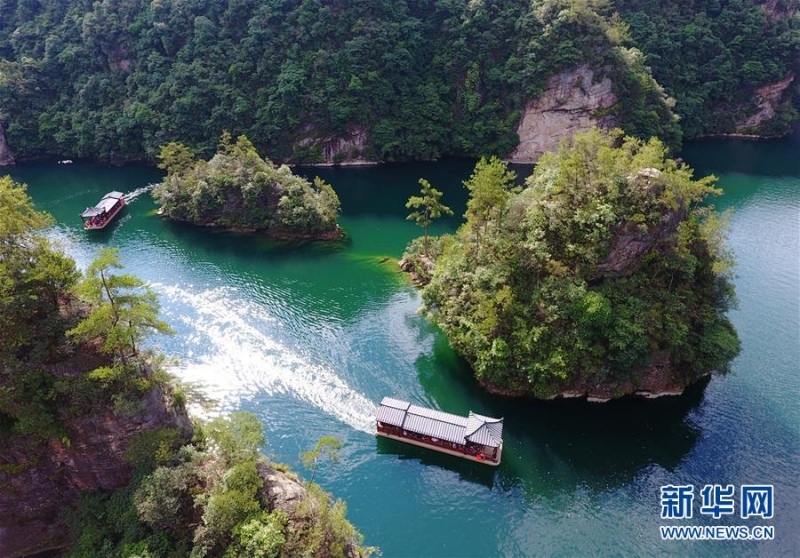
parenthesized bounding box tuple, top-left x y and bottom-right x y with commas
(68, 413, 369, 558)
(153, 133, 341, 236)
(419, 128, 740, 398)
(0, 176, 82, 440)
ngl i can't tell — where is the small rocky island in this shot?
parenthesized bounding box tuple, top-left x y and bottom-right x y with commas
(153, 133, 343, 240)
(403, 129, 741, 402)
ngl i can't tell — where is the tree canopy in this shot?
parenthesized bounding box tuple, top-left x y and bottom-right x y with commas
(417, 128, 740, 398)
(67, 247, 173, 365)
(406, 178, 453, 256)
(0, 175, 368, 557)
(3, 0, 767, 164)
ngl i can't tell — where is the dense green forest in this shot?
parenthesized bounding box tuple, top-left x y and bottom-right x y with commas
(154, 133, 342, 237)
(5, 0, 769, 163)
(406, 129, 740, 398)
(617, 0, 799, 137)
(1, 0, 794, 165)
(0, 176, 366, 556)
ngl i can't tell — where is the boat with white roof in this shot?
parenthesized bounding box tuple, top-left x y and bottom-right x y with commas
(80, 191, 125, 230)
(376, 397, 503, 466)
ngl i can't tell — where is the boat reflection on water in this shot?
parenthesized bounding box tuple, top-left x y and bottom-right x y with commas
(375, 435, 498, 489)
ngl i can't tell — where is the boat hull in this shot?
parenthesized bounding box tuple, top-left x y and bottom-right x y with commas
(83, 199, 125, 230)
(377, 431, 502, 466)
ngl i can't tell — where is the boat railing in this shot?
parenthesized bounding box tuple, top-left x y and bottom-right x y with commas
(379, 424, 499, 463)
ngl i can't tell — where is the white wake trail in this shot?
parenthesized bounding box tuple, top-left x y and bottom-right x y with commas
(123, 183, 159, 203)
(155, 283, 376, 434)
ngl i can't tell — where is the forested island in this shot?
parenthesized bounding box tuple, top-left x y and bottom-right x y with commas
(403, 129, 740, 401)
(0, 0, 796, 166)
(0, 176, 368, 557)
(154, 133, 343, 239)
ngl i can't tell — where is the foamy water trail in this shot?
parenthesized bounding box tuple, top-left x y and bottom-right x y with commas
(154, 283, 377, 434)
(124, 183, 159, 203)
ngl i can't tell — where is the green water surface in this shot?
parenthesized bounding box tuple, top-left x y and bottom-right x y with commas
(6, 136, 799, 557)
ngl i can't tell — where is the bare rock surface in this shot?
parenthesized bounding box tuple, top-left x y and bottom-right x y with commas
(0, 122, 14, 166)
(736, 74, 795, 133)
(297, 125, 376, 165)
(509, 65, 617, 163)
(0, 370, 192, 557)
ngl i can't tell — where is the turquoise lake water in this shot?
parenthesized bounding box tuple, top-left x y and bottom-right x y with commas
(7, 134, 799, 557)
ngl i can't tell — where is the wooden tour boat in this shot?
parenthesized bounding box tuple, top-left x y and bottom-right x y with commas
(376, 397, 503, 466)
(80, 191, 126, 230)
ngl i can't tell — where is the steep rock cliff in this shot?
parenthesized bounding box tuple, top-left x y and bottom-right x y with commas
(0, 383, 193, 557)
(735, 73, 796, 134)
(295, 125, 375, 165)
(0, 123, 15, 166)
(509, 65, 617, 163)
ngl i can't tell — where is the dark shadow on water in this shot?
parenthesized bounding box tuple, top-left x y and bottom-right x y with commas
(681, 129, 800, 178)
(158, 217, 351, 262)
(415, 332, 708, 494)
(375, 436, 497, 489)
(294, 158, 473, 226)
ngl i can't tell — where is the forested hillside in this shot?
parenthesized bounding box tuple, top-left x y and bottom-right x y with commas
(411, 130, 740, 400)
(0, 0, 675, 163)
(0, 0, 794, 164)
(616, 0, 798, 137)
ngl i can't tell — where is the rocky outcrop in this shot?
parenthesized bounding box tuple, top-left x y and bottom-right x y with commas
(296, 125, 375, 165)
(0, 122, 15, 166)
(509, 65, 617, 163)
(481, 352, 693, 402)
(735, 73, 795, 133)
(257, 462, 306, 515)
(555, 352, 689, 402)
(0, 382, 193, 557)
(597, 175, 687, 277)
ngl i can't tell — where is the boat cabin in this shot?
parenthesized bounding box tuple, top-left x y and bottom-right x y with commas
(80, 191, 125, 230)
(376, 397, 503, 465)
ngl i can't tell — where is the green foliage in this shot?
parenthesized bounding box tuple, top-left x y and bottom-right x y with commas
(68, 247, 173, 365)
(206, 411, 266, 467)
(616, 0, 800, 137)
(400, 234, 453, 285)
(420, 128, 740, 397)
(463, 156, 519, 247)
(0, 182, 365, 556)
(301, 436, 343, 484)
(126, 427, 185, 469)
(0, 0, 708, 164)
(406, 178, 453, 256)
(70, 413, 368, 557)
(153, 134, 341, 235)
(0, 176, 79, 440)
(224, 511, 288, 558)
(283, 483, 366, 558)
(158, 142, 196, 176)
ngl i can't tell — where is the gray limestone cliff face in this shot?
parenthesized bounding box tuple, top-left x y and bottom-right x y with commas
(0, 122, 15, 166)
(509, 65, 617, 164)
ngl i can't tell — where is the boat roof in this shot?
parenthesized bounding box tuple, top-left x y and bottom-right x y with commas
(80, 191, 124, 217)
(376, 397, 503, 447)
